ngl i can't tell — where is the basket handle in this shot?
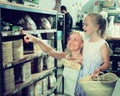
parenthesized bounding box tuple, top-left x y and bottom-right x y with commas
(92, 72, 104, 81)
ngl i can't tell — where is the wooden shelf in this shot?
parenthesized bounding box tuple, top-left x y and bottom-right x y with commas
(3, 53, 43, 70)
(2, 29, 57, 37)
(26, 29, 57, 34)
(0, 1, 58, 96)
(0, 1, 57, 15)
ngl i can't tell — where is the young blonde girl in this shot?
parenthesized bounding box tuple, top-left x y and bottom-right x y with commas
(74, 13, 110, 96)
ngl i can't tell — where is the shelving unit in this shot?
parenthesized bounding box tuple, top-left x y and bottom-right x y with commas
(0, 1, 58, 96)
(107, 39, 120, 76)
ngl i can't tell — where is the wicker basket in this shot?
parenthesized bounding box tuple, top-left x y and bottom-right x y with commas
(79, 73, 118, 96)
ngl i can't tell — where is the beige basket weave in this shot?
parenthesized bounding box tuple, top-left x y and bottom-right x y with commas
(79, 73, 118, 96)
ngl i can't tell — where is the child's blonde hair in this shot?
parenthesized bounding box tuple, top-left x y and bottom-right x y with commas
(88, 13, 107, 38)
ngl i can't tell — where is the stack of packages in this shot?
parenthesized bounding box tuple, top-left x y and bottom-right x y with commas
(49, 74, 57, 89)
(34, 77, 48, 96)
(21, 62, 31, 82)
(12, 39, 23, 60)
(4, 68, 15, 92)
(46, 56, 55, 69)
(42, 77, 48, 96)
(34, 80, 43, 96)
(2, 41, 13, 67)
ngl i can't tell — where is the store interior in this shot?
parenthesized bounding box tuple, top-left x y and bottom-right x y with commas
(0, 0, 120, 96)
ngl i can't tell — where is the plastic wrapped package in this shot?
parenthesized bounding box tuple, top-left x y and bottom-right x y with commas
(18, 15, 37, 30)
(39, 17, 51, 29)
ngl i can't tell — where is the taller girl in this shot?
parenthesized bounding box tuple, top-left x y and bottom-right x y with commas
(74, 13, 110, 96)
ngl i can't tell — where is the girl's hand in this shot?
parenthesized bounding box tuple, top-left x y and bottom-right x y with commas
(92, 68, 101, 78)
